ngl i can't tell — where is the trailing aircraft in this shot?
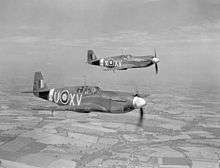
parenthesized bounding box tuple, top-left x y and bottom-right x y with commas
(23, 72, 148, 126)
(87, 49, 160, 73)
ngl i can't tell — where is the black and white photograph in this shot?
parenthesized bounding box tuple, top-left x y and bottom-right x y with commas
(0, 0, 219, 167)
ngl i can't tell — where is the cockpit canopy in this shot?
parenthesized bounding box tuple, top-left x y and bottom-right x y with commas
(119, 54, 132, 59)
(76, 86, 101, 95)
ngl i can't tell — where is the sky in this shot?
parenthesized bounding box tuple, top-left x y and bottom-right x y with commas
(0, 0, 220, 99)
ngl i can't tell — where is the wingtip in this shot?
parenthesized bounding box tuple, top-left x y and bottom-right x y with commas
(21, 91, 33, 93)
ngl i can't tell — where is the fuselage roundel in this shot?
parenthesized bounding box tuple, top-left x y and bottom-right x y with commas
(48, 88, 83, 106)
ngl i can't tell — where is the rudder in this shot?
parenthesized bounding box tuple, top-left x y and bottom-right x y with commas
(87, 50, 97, 63)
(33, 72, 48, 97)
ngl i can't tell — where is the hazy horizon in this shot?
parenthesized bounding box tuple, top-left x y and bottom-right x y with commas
(0, 0, 220, 101)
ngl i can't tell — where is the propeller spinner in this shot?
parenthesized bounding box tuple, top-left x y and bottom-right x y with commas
(152, 49, 160, 74)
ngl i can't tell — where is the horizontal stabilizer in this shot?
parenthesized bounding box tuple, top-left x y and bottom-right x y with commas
(21, 90, 33, 93)
(21, 89, 50, 94)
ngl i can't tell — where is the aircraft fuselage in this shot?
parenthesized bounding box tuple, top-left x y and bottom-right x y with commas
(38, 86, 137, 113)
(90, 55, 155, 70)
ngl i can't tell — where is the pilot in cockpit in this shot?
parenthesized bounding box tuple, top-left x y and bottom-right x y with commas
(83, 86, 100, 95)
(124, 54, 132, 59)
(77, 86, 84, 94)
(120, 54, 132, 60)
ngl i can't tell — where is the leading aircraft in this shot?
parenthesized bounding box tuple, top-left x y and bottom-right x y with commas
(87, 50, 160, 74)
(23, 72, 148, 126)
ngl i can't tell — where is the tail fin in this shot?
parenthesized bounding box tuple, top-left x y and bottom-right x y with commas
(33, 72, 48, 97)
(87, 50, 97, 63)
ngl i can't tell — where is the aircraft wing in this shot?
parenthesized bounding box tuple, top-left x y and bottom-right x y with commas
(32, 103, 106, 113)
(32, 106, 72, 111)
(114, 63, 136, 70)
(122, 63, 138, 69)
(32, 105, 91, 113)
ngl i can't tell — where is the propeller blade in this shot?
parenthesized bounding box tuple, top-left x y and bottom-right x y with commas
(155, 63, 158, 74)
(154, 48, 157, 58)
(133, 92, 149, 98)
(133, 86, 139, 97)
(138, 107, 144, 127)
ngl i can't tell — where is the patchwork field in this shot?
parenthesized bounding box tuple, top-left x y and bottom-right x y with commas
(0, 91, 219, 168)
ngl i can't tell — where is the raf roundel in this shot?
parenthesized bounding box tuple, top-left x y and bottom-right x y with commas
(108, 59, 115, 67)
(60, 90, 69, 104)
(109, 60, 114, 65)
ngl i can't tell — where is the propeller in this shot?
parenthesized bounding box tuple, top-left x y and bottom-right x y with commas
(153, 49, 159, 74)
(155, 63, 158, 74)
(133, 88, 149, 98)
(138, 107, 144, 127)
(133, 89, 139, 97)
(132, 89, 146, 127)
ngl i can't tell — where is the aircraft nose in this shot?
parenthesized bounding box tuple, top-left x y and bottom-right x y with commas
(152, 57, 160, 63)
(133, 97, 146, 109)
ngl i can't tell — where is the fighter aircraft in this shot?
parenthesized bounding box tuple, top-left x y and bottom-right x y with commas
(23, 72, 148, 126)
(87, 49, 160, 73)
